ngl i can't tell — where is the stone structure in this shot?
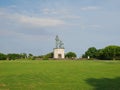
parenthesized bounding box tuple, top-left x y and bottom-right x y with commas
(53, 35, 65, 59)
(53, 48, 64, 59)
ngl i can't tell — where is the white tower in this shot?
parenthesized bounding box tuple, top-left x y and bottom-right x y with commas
(53, 35, 65, 59)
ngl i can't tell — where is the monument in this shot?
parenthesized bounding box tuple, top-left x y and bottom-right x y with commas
(53, 35, 65, 59)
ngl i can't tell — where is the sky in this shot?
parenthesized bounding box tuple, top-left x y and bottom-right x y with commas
(0, 0, 120, 57)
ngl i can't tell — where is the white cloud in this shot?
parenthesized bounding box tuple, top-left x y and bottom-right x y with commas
(80, 6, 100, 11)
(42, 8, 59, 15)
(0, 8, 65, 27)
(42, 8, 81, 19)
(42, 8, 70, 15)
(19, 15, 65, 27)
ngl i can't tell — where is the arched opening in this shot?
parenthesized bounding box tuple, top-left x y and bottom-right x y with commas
(58, 54, 62, 58)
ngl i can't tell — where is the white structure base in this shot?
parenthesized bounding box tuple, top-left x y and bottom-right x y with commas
(53, 48, 65, 59)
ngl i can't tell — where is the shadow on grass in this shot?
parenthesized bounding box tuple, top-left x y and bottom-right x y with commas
(86, 77, 120, 90)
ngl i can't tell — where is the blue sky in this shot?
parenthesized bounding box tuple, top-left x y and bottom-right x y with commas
(0, 0, 120, 57)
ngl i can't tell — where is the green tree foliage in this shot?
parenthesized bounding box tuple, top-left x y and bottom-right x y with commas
(45, 52, 53, 58)
(0, 53, 6, 60)
(28, 53, 33, 57)
(65, 52, 77, 59)
(20, 53, 27, 59)
(95, 49, 105, 60)
(0, 53, 32, 60)
(28, 53, 36, 60)
(7, 53, 21, 60)
(28, 53, 33, 58)
(97, 45, 120, 60)
(42, 52, 53, 60)
(83, 45, 120, 60)
(83, 47, 97, 58)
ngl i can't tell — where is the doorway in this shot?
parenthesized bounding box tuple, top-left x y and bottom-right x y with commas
(58, 54, 62, 58)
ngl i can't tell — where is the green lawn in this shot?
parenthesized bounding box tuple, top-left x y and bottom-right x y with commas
(0, 60, 120, 90)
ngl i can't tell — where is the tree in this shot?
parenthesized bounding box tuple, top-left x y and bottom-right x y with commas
(20, 53, 27, 59)
(65, 52, 77, 59)
(0, 53, 6, 60)
(28, 53, 34, 60)
(42, 52, 53, 60)
(83, 47, 97, 59)
(28, 53, 33, 57)
(83, 45, 120, 60)
(45, 52, 53, 58)
(101, 45, 120, 60)
(95, 49, 105, 60)
(7, 53, 21, 60)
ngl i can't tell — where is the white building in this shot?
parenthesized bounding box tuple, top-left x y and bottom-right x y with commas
(53, 48, 64, 59)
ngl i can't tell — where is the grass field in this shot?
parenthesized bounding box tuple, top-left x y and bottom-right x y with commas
(0, 60, 120, 90)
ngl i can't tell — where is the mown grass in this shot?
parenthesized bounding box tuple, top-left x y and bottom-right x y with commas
(0, 60, 120, 90)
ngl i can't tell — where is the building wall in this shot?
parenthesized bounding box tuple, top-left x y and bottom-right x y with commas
(53, 48, 65, 59)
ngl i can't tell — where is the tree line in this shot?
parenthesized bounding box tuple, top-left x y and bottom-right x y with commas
(82, 45, 120, 60)
(0, 53, 34, 60)
(0, 52, 77, 60)
(0, 45, 120, 60)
